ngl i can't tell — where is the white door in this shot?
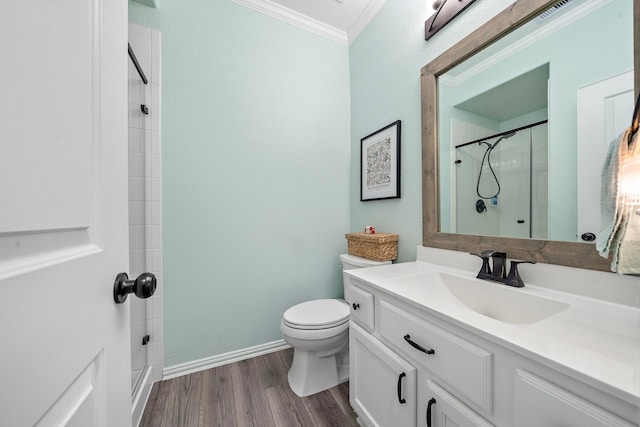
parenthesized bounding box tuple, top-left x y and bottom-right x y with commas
(0, 1, 130, 427)
(577, 71, 635, 242)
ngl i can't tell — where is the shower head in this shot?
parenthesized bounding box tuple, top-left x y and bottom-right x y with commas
(491, 131, 516, 149)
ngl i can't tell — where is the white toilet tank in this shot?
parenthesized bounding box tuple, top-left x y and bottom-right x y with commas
(339, 253, 391, 270)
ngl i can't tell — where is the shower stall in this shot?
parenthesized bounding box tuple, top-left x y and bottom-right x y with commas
(128, 23, 163, 426)
(453, 122, 548, 239)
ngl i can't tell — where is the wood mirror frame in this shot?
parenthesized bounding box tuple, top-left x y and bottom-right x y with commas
(421, 0, 640, 271)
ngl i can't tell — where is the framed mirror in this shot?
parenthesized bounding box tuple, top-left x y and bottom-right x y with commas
(421, 0, 640, 271)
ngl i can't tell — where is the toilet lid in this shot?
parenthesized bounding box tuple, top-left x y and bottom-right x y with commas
(283, 299, 349, 329)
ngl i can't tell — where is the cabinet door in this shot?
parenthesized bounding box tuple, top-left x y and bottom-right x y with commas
(515, 370, 636, 427)
(423, 380, 494, 427)
(350, 322, 417, 427)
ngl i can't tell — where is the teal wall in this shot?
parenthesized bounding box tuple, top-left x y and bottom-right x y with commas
(349, 0, 519, 262)
(130, 0, 632, 368)
(129, 1, 350, 366)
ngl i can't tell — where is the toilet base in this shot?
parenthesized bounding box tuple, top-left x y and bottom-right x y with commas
(287, 347, 349, 397)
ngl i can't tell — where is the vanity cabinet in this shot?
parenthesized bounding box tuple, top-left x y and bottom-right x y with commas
(345, 276, 640, 427)
(347, 279, 494, 427)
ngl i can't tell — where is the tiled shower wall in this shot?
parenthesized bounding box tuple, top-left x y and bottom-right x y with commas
(128, 23, 163, 385)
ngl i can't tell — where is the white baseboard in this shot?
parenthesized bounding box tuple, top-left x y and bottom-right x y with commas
(162, 339, 291, 380)
(132, 365, 153, 427)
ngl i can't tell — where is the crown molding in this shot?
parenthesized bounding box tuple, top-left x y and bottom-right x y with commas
(230, 0, 349, 46)
(347, 0, 387, 43)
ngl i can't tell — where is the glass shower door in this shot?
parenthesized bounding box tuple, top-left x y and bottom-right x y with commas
(492, 129, 531, 239)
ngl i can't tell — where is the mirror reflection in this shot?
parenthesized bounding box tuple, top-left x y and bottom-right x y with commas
(438, 0, 634, 243)
(453, 122, 549, 239)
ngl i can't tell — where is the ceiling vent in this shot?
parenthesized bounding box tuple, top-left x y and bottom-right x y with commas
(537, 0, 574, 21)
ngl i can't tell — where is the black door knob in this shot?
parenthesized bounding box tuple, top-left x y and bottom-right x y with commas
(113, 272, 157, 304)
(581, 232, 596, 242)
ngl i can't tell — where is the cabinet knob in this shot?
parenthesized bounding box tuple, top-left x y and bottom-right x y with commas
(352, 302, 360, 310)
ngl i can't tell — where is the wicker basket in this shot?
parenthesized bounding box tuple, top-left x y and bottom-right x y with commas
(345, 232, 398, 262)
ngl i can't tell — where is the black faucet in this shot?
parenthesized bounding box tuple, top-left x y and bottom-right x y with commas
(470, 251, 535, 287)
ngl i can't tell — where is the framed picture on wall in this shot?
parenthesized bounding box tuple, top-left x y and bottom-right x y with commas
(360, 120, 401, 201)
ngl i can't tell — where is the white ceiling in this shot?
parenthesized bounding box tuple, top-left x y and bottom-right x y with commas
(230, 0, 388, 45)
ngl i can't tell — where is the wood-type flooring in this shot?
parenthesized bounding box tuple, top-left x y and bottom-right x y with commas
(140, 348, 359, 427)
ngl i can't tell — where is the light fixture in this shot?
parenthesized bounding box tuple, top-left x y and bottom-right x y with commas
(425, 0, 477, 41)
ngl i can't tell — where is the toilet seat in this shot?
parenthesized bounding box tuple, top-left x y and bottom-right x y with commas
(283, 299, 349, 330)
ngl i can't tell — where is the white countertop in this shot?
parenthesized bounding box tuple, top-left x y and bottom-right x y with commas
(345, 260, 640, 406)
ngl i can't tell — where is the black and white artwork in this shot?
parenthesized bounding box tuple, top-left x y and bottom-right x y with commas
(360, 120, 401, 201)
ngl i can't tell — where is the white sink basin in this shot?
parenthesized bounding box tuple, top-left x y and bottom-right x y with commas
(439, 273, 570, 324)
(389, 272, 570, 324)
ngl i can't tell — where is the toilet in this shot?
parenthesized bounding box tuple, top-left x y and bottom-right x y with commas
(280, 254, 391, 397)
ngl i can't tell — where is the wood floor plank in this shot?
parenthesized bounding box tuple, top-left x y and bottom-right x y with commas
(265, 383, 317, 427)
(230, 358, 275, 427)
(203, 362, 236, 427)
(254, 350, 290, 389)
(199, 367, 220, 427)
(303, 383, 360, 427)
(184, 374, 205, 426)
(329, 382, 359, 424)
(158, 374, 203, 426)
(139, 378, 167, 427)
(140, 348, 359, 427)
